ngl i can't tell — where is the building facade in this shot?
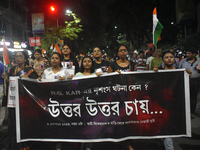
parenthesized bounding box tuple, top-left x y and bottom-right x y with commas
(0, 0, 28, 43)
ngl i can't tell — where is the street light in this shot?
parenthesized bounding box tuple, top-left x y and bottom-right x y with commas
(66, 9, 71, 14)
(55, 9, 72, 27)
(49, 5, 58, 27)
(50, 6, 56, 12)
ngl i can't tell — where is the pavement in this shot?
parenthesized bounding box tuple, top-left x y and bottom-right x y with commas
(1, 93, 200, 150)
(172, 91, 200, 150)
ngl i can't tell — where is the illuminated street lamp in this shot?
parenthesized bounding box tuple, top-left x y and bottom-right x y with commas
(50, 6, 56, 12)
(49, 5, 59, 27)
(66, 9, 71, 14)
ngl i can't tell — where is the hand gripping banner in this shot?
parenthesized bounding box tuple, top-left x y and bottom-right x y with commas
(15, 69, 191, 143)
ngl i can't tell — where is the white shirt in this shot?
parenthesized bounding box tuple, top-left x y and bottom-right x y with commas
(42, 67, 70, 79)
(146, 56, 154, 70)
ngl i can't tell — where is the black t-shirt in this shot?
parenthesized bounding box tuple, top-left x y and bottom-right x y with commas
(62, 57, 80, 74)
(109, 61, 135, 72)
(93, 60, 110, 72)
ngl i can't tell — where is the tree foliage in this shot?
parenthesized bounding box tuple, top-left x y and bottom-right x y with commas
(59, 10, 83, 40)
(57, 1, 106, 56)
(41, 11, 83, 53)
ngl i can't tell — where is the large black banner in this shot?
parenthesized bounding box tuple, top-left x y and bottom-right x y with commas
(16, 70, 191, 143)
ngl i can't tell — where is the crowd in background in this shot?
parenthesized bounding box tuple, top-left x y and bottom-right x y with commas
(0, 44, 200, 150)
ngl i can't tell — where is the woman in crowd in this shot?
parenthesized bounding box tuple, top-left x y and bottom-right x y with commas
(75, 56, 96, 77)
(8, 51, 39, 78)
(42, 52, 72, 80)
(2, 50, 39, 150)
(153, 51, 192, 150)
(107, 45, 136, 73)
(32, 49, 48, 77)
(93, 47, 109, 73)
(41, 52, 72, 150)
(107, 45, 136, 150)
(74, 56, 99, 150)
(61, 44, 79, 75)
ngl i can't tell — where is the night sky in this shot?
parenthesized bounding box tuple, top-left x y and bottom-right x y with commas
(26, 0, 119, 46)
(26, 0, 117, 24)
(24, 0, 186, 51)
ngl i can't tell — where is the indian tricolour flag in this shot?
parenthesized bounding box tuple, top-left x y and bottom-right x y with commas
(49, 43, 54, 54)
(2, 36, 10, 66)
(53, 43, 61, 54)
(153, 7, 163, 46)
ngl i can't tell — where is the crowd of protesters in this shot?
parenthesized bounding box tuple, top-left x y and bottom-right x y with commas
(0, 44, 200, 150)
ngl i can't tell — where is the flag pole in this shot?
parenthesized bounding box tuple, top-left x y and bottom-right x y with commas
(3, 36, 7, 96)
(3, 66, 7, 96)
(2, 35, 10, 96)
(155, 45, 157, 55)
(155, 45, 158, 67)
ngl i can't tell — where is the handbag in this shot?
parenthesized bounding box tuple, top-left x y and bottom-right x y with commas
(2, 93, 8, 107)
(2, 90, 8, 107)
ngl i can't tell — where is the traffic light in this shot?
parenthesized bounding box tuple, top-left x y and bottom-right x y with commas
(50, 6, 55, 12)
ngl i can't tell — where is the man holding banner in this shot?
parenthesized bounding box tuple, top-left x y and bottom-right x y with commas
(179, 48, 200, 118)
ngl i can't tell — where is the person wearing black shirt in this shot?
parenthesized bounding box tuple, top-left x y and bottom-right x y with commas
(93, 47, 109, 73)
(107, 45, 136, 73)
(61, 44, 79, 75)
(153, 51, 193, 150)
(107, 45, 136, 150)
(1, 51, 39, 150)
